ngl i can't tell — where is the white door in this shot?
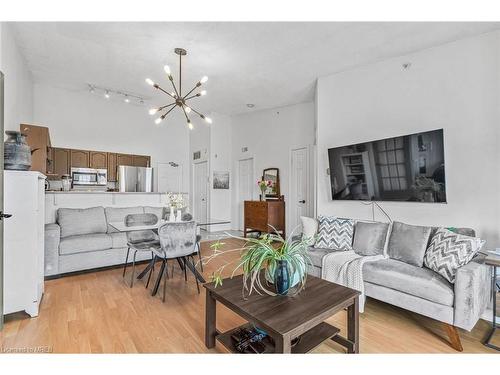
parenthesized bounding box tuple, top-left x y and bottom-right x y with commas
(238, 158, 254, 230)
(193, 161, 208, 224)
(290, 147, 310, 233)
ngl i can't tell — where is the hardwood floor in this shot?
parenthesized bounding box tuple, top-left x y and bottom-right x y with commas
(0, 237, 497, 353)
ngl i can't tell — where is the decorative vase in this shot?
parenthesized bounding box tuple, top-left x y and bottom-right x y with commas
(176, 209, 182, 222)
(260, 188, 266, 201)
(274, 260, 290, 295)
(169, 208, 176, 222)
(4, 131, 32, 171)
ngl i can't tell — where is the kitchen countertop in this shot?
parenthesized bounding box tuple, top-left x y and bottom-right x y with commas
(45, 191, 187, 194)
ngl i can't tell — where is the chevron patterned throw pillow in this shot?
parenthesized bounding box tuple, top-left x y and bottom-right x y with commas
(424, 228, 485, 283)
(314, 216, 354, 250)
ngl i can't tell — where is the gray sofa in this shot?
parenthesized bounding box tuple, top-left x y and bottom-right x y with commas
(306, 221, 491, 351)
(45, 205, 168, 276)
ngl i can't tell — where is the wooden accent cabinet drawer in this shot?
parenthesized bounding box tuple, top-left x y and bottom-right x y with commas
(244, 200, 285, 238)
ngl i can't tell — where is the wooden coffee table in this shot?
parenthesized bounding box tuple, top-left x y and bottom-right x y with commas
(204, 274, 360, 353)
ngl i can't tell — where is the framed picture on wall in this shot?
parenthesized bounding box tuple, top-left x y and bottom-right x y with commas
(213, 171, 230, 189)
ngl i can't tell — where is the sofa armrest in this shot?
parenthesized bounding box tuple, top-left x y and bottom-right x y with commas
(44, 223, 61, 276)
(453, 255, 491, 331)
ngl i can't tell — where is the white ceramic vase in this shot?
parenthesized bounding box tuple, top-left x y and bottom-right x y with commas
(169, 208, 176, 222)
(176, 209, 182, 222)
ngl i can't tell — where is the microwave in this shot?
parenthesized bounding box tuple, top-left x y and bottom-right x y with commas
(71, 167, 108, 186)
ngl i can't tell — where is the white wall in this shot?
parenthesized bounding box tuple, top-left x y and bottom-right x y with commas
(231, 102, 315, 233)
(188, 112, 232, 229)
(316, 31, 500, 245)
(209, 113, 232, 226)
(33, 83, 190, 192)
(0, 23, 34, 132)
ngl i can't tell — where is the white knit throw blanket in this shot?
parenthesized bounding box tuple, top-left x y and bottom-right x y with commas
(321, 250, 385, 313)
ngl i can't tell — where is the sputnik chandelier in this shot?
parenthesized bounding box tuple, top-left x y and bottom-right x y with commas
(146, 48, 212, 129)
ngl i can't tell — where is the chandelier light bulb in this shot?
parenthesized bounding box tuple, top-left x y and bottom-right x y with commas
(104, 91, 110, 99)
(124, 96, 130, 103)
(146, 48, 211, 132)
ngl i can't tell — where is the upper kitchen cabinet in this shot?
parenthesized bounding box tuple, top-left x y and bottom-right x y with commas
(52, 148, 70, 178)
(132, 155, 151, 167)
(107, 153, 118, 182)
(20, 124, 51, 174)
(90, 151, 108, 169)
(116, 153, 134, 167)
(70, 149, 90, 168)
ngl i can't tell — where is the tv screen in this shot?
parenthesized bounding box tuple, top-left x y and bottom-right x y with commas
(328, 129, 446, 203)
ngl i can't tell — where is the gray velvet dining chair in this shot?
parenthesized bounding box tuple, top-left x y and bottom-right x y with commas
(122, 213, 161, 288)
(149, 220, 201, 302)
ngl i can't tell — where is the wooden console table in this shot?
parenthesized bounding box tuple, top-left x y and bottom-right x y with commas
(244, 200, 285, 238)
(204, 274, 360, 353)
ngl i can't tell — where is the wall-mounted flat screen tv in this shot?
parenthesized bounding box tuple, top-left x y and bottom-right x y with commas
(328, 129, 446, 203)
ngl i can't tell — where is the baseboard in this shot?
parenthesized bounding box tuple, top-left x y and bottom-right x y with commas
(44, 259, 151, 280)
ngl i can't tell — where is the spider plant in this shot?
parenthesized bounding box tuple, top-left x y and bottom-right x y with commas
(202, 227, 312, 298)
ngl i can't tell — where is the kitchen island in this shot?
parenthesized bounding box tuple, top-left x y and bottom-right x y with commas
(45, 191, 188, 224)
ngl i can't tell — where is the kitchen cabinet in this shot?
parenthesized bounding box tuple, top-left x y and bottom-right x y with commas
(71, 149, 90, 168)
(107, 153, 118, 182)
(133, 155, 151, 167)
(46, 146, 54, 175)
(117, 153, 134, 167)
(52, 148, 70, 179)
(90, 151, 108, 169)
(20, 124, 51, 174)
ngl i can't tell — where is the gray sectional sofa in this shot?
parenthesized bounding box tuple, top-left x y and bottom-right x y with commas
(45, 205, 168, 276)
(306, 221, 491, 351)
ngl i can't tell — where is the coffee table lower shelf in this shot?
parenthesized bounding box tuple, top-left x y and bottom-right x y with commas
(216, 322, 340, 354)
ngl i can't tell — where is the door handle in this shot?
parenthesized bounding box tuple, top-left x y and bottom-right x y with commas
(299, 200, 306, 204)
(0, 211, 12, 219)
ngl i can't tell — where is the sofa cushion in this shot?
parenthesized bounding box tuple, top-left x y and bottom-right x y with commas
(301, 216, 318, 246)
(109, 232, 128, 248)
(105, 206, 144, 233)
(353, 221, 390, 256)
(57, 207, 108, 238)
(314, 216, 354, 250)
(307, 247, 342, 267)
(59, 233, 113, 255)
(424, 228, 485, 283)
(144, 206, 166, 221)
(387, 221, 432, 267)
(363, 258, 454, 306)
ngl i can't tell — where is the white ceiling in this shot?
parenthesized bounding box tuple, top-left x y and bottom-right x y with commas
(11, 22, 500, 115)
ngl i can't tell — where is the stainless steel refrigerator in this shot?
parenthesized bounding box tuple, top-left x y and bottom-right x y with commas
(118, 166, 153, 192)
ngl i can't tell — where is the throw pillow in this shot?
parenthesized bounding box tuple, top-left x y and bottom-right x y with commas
(424, 228, 485, 283)
(300, 216, 318, 246)
(314, 216, 354, 250)
(387, 221, 432, 267)
(352, 221, 390, 256)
